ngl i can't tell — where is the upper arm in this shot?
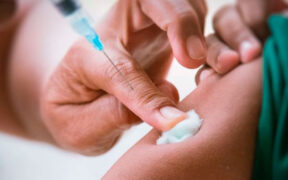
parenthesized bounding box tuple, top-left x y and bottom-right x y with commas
(103, 59, 262, 180)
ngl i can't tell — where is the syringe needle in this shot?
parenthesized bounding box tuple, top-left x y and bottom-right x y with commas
(102, 50, 134, 91)
(50, 0, 133, 90)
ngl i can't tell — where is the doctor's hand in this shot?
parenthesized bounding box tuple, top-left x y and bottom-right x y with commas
(40, 0, 207, 155)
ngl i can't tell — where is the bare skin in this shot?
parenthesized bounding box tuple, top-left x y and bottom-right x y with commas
(0, 0, 264, 178)
(2, 0, 288, 179)
(5, 0, 210, 155)
(7, 1, 178, 152)
(104, 58, 262, 180)
(209, 0, 288, 75)
(2, 0, 285, 154)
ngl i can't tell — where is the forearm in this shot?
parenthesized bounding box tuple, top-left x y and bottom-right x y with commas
(104, 59, 262, 180)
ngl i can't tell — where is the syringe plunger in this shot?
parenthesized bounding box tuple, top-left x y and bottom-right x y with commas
(50, 0, 80, 16)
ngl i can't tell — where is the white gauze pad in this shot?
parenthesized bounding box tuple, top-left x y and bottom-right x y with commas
(157, 110, 202, 145)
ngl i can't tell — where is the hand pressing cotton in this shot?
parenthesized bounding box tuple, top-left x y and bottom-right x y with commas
(157, 110, 202, 145)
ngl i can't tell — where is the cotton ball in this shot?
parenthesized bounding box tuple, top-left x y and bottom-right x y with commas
(157, 110, 202, 145)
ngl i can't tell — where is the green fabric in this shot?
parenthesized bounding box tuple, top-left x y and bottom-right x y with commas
(253, 15, 288, 180)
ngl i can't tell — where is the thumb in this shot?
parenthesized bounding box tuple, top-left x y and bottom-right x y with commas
(101, 50, 187, 132)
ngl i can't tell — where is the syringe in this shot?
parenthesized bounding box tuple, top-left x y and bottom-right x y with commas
(50, 0, 133, 90)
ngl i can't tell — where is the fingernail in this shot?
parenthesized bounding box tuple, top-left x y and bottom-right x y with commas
(199, 69, 214, 81)
(159, 106, 187, 131)
(240, 41, 261, 63)
(187, 36, 206, 60)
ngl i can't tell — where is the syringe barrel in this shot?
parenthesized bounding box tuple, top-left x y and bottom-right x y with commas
(66, 9, 104, 51)
(51, 0, 104, 51)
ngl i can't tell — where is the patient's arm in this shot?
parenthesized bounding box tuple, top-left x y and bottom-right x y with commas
(104, 59, 262, 180)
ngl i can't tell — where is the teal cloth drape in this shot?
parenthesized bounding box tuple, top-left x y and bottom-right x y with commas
(253, 15, 288, 180)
